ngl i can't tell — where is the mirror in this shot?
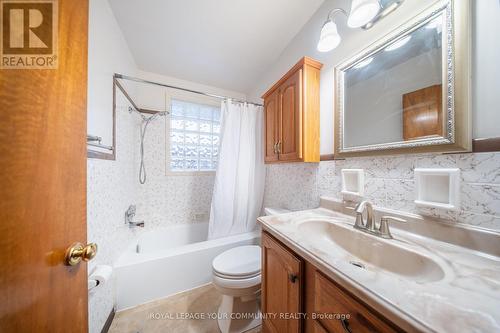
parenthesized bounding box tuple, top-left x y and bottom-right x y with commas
(334, 0, 471, 157)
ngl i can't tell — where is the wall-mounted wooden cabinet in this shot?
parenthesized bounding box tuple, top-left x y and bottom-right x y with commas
(262, 57, 323, 163)
(262, 231, 404, 333)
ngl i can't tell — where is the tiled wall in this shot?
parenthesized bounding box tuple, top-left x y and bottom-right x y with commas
(135, 117, 215, 226)
(87, 92, 142, 333)
(264, 152, 500, 231)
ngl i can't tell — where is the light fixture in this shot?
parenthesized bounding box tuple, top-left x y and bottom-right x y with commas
(317, 1, 403, 53)
(353, 57, 373, 69)
(384, 35, 411, 51)
(317, 20, 341, 52)
(347, 0, 380, 28)
(362, 0, 405, 30)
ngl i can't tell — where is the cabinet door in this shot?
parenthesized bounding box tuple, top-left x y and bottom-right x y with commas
(279, 69, 302, 161)
(262, 232, 303, 333)
(313, 271, 400, 333)
(264, 89, 280, 162)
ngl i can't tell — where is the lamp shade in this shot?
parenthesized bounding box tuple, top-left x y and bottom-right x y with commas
(317, 20, 341, 52)
(347, 0, 380, 28)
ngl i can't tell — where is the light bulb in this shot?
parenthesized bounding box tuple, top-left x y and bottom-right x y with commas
(347, 0, 380, 28)
(317, 20, 341, 52)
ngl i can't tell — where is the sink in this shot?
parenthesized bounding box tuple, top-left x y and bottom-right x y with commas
(298, 220, 445, 283)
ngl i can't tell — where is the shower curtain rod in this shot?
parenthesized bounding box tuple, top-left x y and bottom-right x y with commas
(114, 73, 263, 107)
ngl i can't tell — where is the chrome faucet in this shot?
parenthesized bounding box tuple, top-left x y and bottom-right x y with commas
(125, 205, 145, 228)
(354, 200, 405, 239)
(354, 200, 375, 232)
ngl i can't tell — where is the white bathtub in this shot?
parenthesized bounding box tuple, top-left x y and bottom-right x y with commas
(114, 222, 260, 310)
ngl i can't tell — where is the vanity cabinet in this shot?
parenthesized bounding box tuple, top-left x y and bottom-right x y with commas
(262, 57, 322, 163)
(261, 231, 403, 333)
(262, 232, 303, 333)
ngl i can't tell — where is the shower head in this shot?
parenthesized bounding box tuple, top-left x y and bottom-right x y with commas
(138, 110, 168, 184)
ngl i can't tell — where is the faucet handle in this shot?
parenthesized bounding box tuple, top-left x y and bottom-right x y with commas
(379, 216, 406, 239)
(354, 213, 365, 229)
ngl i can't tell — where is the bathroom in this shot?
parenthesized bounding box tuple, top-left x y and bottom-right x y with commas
(1, 0, 499, 332)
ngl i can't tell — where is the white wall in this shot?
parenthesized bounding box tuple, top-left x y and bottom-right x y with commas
(248, 0, 500, 153)
(87, 0, 137, 149)
(472, 0, 500, 138)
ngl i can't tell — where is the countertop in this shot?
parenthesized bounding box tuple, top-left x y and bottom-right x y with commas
(258, 207, 500, 333)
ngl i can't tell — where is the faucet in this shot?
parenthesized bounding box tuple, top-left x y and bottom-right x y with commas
(354, 200, 375, 232)
(354, 200, 405, 239)
(125, 205, 145, 228)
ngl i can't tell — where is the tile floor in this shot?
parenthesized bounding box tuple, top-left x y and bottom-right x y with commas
(109, 283, 262, 333)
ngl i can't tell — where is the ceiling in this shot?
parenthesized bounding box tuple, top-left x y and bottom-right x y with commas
(109, 0, 325, 93)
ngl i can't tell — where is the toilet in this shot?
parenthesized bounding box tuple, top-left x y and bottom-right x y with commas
(212, 207, 290, 333)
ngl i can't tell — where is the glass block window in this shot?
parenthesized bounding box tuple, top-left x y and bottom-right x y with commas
(169, 99, 221, 172)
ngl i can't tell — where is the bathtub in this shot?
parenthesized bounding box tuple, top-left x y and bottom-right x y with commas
(114, 222, 260, 310)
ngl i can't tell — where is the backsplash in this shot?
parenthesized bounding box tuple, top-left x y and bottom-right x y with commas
(264, 153, 500, 231)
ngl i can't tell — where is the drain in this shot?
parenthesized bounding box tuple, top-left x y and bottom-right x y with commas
(349, 261, 365, 269)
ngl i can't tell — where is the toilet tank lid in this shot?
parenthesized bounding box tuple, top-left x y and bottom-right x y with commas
(212, 245, 261, 277)
(264, 207, 291, 216)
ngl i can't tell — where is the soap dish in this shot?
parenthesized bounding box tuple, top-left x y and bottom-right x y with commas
(414, 168, 460, 210)
(341, 169, 364, 198)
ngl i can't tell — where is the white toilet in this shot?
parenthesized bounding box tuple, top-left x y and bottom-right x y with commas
(212, 207, 290, 333)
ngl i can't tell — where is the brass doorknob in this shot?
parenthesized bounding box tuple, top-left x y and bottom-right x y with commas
(65, 242, 97, 266)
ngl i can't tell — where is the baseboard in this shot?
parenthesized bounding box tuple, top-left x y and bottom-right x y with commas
(100, 308, 115, 333)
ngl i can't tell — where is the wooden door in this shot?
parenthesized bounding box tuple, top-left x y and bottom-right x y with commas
(278, 69, 302, 161)
(262, 232, 303, 333)
(0, 1, 90, 332)
(403, 84, 443, 141)
(264, 89, 279, 162)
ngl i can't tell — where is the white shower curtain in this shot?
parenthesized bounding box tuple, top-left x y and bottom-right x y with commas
(208, 100, 265, 239)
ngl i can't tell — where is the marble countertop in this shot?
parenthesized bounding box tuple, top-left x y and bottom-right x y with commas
(258, 208, 500, 333)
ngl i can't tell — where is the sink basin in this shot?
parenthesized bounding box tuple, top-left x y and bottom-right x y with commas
(298, 220, 444, 283)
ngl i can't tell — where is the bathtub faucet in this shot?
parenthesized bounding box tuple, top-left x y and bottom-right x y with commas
(125, 205, 145, 228)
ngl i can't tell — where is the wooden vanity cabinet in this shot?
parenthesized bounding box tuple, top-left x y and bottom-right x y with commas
(261, 231, 403, 333)
(262, 57, 322, 163)
(262, 232, 303, 333)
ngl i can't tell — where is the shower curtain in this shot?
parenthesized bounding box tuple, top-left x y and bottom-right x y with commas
(208, 100, 265, 239)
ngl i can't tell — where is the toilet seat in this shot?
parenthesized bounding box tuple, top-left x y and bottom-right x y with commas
(212, 245, 261, 279)
(213, 273, 261, 290)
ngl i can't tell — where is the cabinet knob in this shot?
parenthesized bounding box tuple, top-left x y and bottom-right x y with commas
(289, 273, 298, 283)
